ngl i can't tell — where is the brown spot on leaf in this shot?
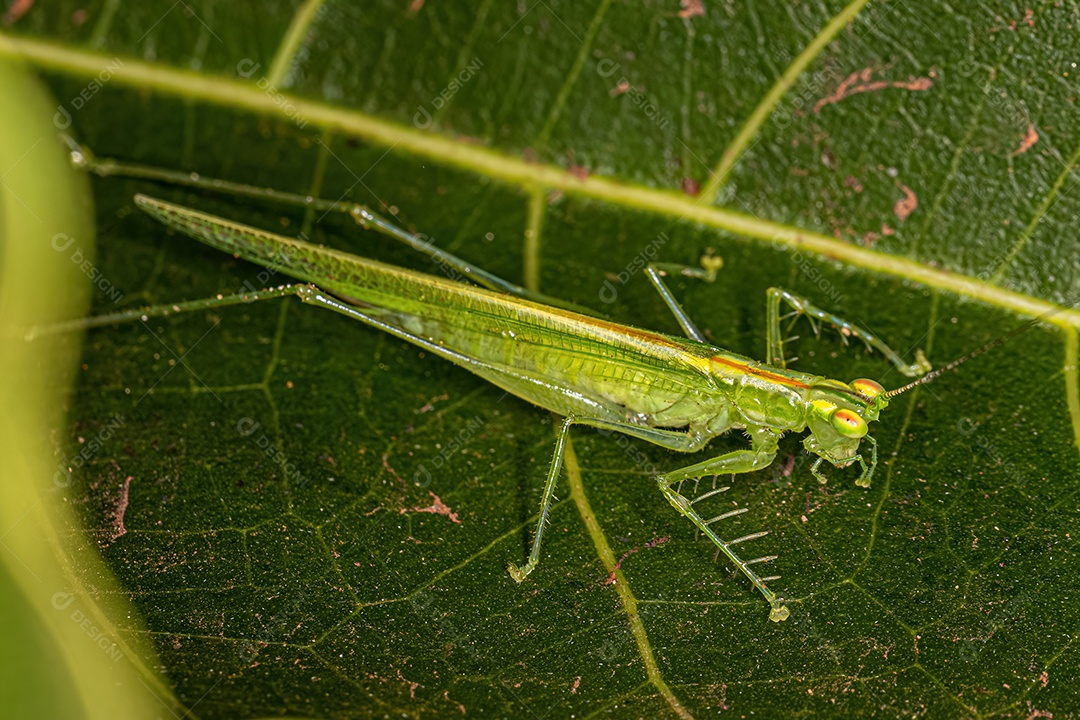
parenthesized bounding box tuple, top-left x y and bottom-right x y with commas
(3, 0, 34, 24)
(417, 393, 449, 414)
(106, 476, 132, 544)
(402, 491, 460, 523)
(1008, 8, 1035, 30)
(567, 164, 589, 181)
(382, 453, 405, 484)
(606, 536, 668, 584)
(781, 454, 795, 477)
(678, 0, 705, 18)
(1012, 124, 1039, 156)
(894, 184, 918, 222)
(396, 669, 419, 697)
(681, 177, 700, 196)
(443, 690, 466, 715)
(815, 67, 934, 113)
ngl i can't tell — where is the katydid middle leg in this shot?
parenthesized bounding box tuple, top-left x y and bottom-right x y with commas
(506, 407, 789, 621)
(641, 260, 724, 342)
(507, 414, 718, 583)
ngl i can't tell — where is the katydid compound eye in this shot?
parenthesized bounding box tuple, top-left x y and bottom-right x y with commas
(831, 408, 867, 438)
(851, 378, 884, 398)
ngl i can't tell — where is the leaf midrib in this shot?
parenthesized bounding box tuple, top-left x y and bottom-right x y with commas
(2, 34, 1077, 330)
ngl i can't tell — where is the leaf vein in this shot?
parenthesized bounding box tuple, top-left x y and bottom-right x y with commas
(562, 437, 694, 719)
(267, 0, 328, 87)
(701, 0, 873, 202)
(4, 36, 1079, 328)
(534, 0, 613, 148)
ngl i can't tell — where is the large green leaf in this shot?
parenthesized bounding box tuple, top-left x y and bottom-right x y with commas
(3, 1, 1078, 717)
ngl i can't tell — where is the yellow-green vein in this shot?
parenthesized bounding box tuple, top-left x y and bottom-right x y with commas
(535, 0, 613, 148)
(3, 36, 1074, 331)
(266, 0, 328, 87)
(700, 0, 872, 203)
(1065, 328, 1080, 453)
(562, 440, 694, 720)
(989, 137, 1080, 284)
(524, 186, 546, 291)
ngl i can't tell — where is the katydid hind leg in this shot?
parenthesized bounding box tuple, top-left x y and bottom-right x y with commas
(765, 287, 931, 377)
(26, 284, 311, 339)
(66, 138, 598, 315)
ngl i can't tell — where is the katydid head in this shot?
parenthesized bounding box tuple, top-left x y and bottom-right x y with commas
(803, 378, 888, 487)
(802, 312, 1050, 487)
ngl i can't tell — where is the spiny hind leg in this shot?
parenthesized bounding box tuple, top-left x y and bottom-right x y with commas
(765, 287, 931, 377)
(62, 135, 583, 311)
(26, 284, 313, 339)
(657, 432, 790, 622)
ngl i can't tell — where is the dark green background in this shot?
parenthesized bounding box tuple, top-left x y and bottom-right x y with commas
(5, 1, 1079, 717)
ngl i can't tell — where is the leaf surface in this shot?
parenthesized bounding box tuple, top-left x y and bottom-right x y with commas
(4, 1, 1078, 717)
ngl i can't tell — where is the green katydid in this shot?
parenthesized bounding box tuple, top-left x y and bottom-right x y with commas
(42, 142, 980, 624)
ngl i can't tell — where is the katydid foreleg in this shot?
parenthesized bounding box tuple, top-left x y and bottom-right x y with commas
(766, 287, 931, 377)
(655, 427, 789, 622)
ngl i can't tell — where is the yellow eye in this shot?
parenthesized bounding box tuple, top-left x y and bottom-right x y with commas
(852, 378, 884, 399)
(831, 408, 867, 438)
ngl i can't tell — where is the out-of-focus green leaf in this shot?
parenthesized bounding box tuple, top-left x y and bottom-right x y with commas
(0, 56, 171, 720)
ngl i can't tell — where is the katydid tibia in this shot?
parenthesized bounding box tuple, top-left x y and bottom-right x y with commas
(41, 145, 963, 624)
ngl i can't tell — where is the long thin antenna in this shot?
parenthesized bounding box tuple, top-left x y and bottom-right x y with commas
(884, 312, 1056, 399)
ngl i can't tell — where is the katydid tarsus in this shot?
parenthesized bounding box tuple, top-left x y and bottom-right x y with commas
(40, 141, 970, 624)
